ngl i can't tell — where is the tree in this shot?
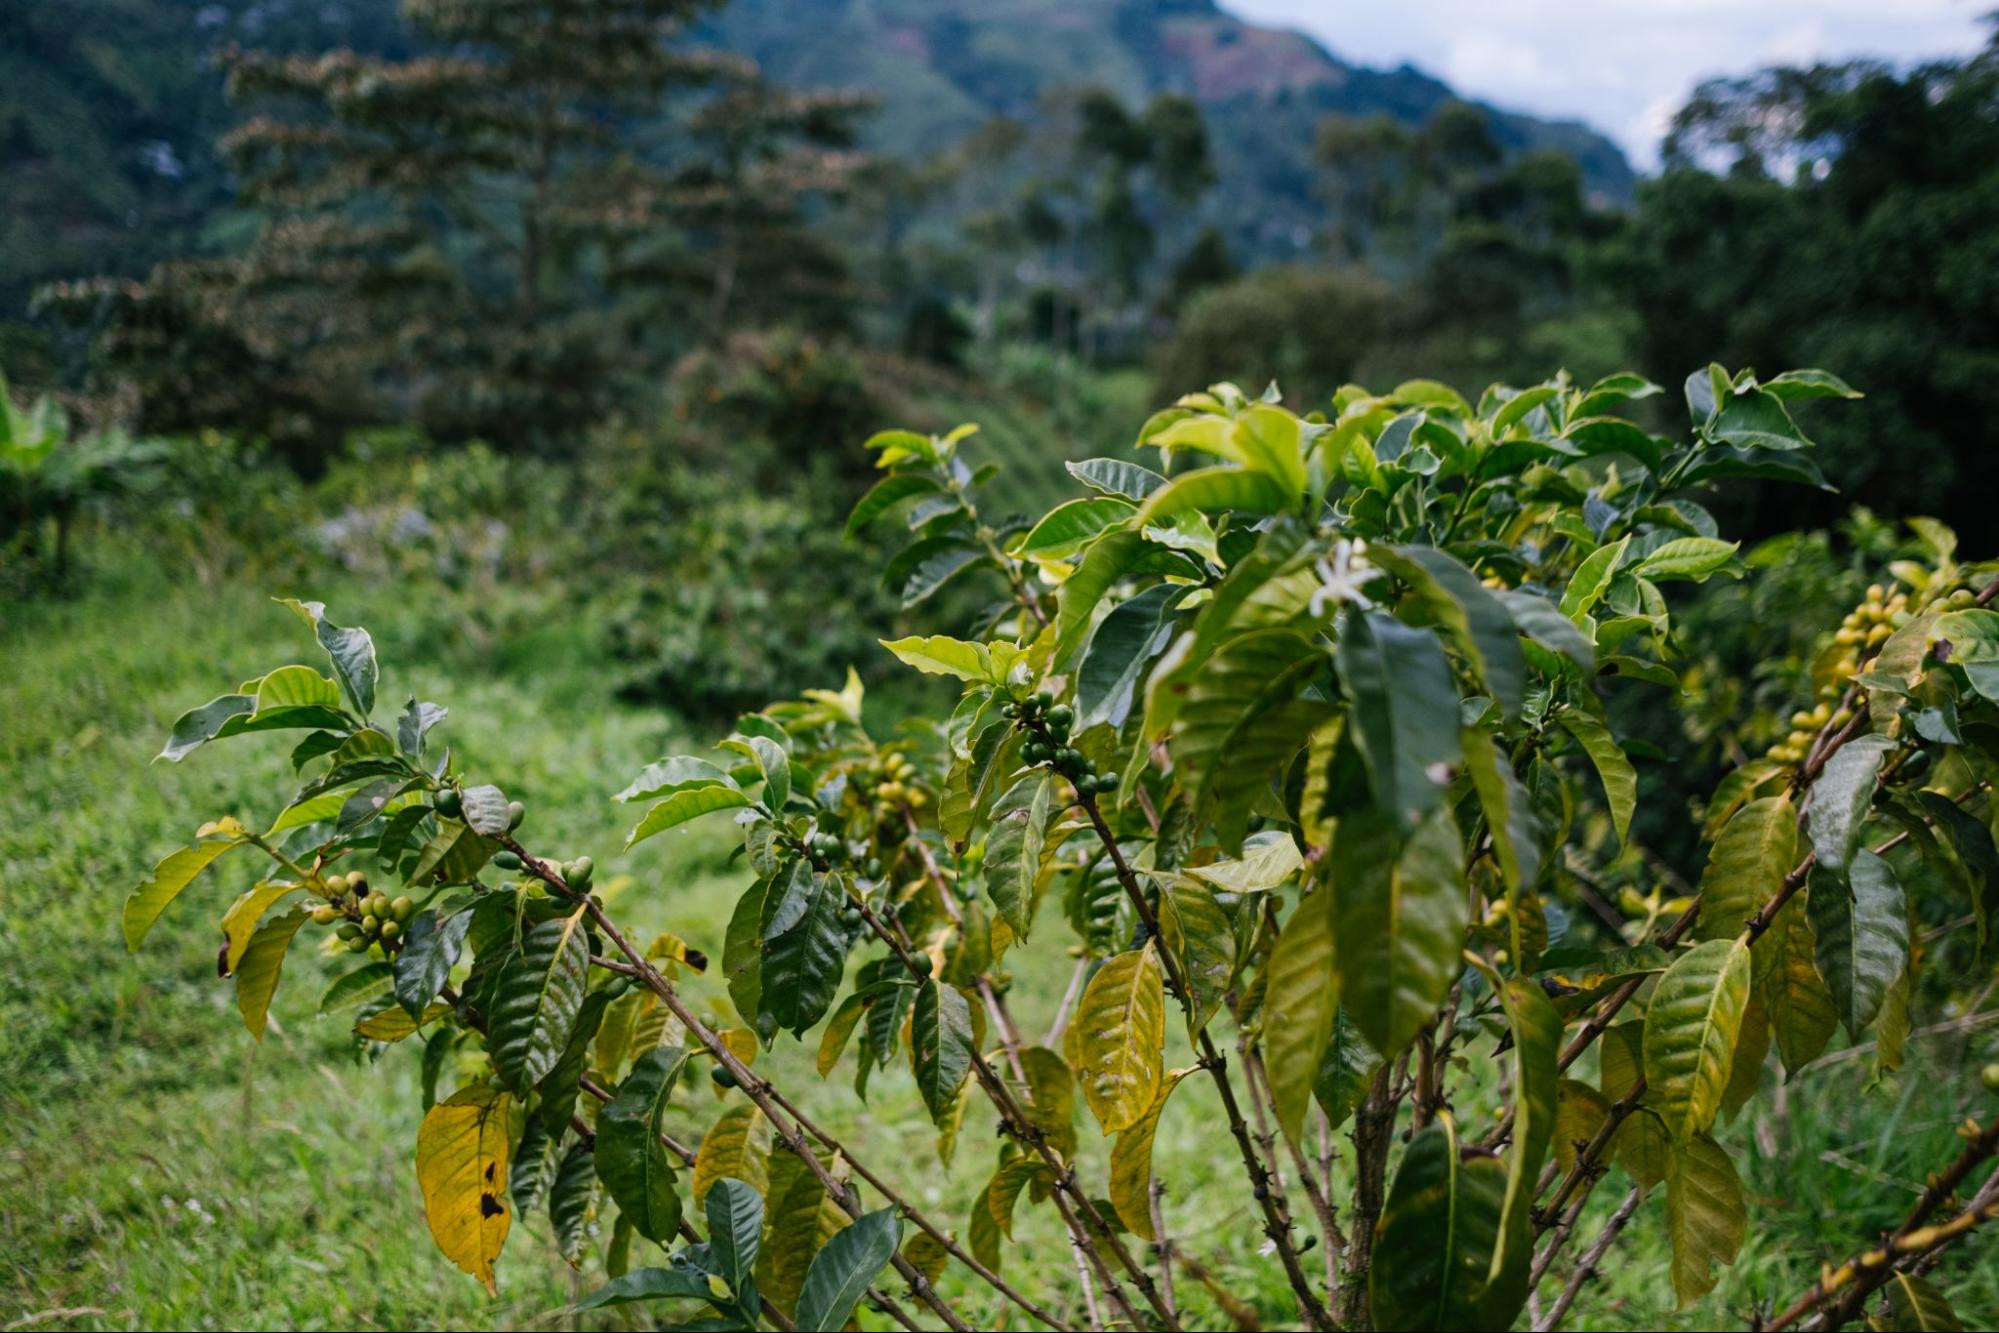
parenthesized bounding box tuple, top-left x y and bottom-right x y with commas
(129, 353, 1999, 1329)
(1602, 23, 1999, 545)
(49, 0, 869, 458)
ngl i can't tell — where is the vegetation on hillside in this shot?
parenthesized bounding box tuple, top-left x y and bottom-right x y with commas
(6, 3, 1999, 1330)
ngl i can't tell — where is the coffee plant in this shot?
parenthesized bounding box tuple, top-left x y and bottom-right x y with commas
(132, 364, 1999, 1330)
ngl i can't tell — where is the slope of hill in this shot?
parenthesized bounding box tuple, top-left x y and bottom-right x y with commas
(704, 0, 1636, 257)
(0, 0, 1633, 327)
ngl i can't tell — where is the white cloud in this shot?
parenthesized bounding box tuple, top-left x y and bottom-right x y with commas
(1221, 0, 1992, 168)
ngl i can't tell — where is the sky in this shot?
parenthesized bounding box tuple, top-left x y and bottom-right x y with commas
(1222, 1, 1994, 168)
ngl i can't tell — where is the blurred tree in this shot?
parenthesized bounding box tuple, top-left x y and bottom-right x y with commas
(1152, 263, 1389, 402)
(1314, 100, 1610, 389)
(42, 0, 867, 462)
(1604, 23, 1999, 542)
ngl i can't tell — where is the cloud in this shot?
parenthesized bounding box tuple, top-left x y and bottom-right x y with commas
(1221, 0, 1992, 167)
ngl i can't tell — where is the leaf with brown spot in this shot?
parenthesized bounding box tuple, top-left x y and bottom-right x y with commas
(416, 1084, 512, 1294)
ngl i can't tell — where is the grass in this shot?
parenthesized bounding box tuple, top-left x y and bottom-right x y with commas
(3, 548, 1998, 1331)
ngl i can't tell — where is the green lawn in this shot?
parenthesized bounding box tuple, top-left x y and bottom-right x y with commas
(3, 555, 1996, 1331)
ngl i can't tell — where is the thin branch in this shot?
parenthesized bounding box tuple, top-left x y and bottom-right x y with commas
(1077, 792, 1337, 1332)
(1534, 1186, 1640, 1332)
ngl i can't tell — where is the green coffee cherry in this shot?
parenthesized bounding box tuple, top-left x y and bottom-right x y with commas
(507, 799, 526, 830)
(494, 850, 523, 870)
(1033, 690, 1054, 710)
(347, 935, 372, 952)
(380, 920, 401, 941)
(336, 922, 362, 941)
(361, 914, 380, 934)
(434, 788, 463, 819)
(568, 856, 594, 889)
(908, 953, 934, 977)
(391, 896, 415, 922)
(1984, 1063, 1999, 1092)
(711, 1063, 739, 1089)
(311, 904, 338, 926)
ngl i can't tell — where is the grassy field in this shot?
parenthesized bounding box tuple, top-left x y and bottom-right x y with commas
(3, 550, 1997, 1331)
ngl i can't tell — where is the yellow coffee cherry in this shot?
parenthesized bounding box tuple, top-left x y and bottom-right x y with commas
(310, 904, 337, 925)
(1866, 622, 1892, 647)
(1790, 710, 1814, 729)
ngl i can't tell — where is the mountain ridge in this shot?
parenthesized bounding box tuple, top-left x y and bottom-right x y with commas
(703, 0, 1636, 257)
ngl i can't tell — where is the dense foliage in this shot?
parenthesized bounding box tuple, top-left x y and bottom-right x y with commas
(131, 361, 1999, 1329)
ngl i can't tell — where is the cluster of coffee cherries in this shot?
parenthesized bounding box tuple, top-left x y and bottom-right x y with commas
(801, 828, 884, 880)
(867, 752, 927, 818)
(491, 847, 595, 892)
(1762, 581, 1976, 767)
(1005, 690, 1115, 798)
(311, 868, 414, 951)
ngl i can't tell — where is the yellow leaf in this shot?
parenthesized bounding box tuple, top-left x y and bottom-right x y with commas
(1261, 883, 1339, 1145)
(125, 831, 245, 951)
(416, 1085, 512, 1294)
(1665, 1133, 1745, 1308)
(235, 907, 309, 1040)
(220, 881, 306, 973)
(1643, 939, 1752, 1142)
(1552, 1079, 1610, 1177)
(758, 1147, 845, 1317)
(1109, 1068, 1193, 1239)
(355, 1001, 451, 1043)
(693, 1102, 771, 1205)
(1066, 943, 1165, 1134)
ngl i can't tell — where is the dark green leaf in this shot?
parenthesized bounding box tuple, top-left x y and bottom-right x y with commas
(911, 979, 975, 1126)
(1336, 611, 1461, 833)
(490, 912, 590, 1095)
(1807, 850, 1909, 1037)
(393, 908, 472, 1021)
(596, 1047, 689, 1243)
(795, 1206, 902, 1333)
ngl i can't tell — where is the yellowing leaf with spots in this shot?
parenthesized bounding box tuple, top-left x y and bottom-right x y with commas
(416, 1084, 512, 1294)
(1066, 942, 1165, 1134)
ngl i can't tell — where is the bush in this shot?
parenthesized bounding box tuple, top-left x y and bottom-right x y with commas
(127, 359, 1999, 1331)
(1153, 263, 1390, 403)
(1, 370, 163, 591)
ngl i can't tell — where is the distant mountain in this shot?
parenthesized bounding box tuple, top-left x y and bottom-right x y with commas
(703, 0, 1637, 258)
(0, 0, 1634, 331)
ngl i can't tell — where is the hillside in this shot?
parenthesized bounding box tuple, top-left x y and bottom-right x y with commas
(706, 0, 1636, 257)
(0, 0, 1634, 325)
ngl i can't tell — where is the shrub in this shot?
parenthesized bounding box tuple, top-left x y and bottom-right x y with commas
(1153, 264, 1390, 405)
(130, 361, 1999, 1330)
(1, 369, 162, 590)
